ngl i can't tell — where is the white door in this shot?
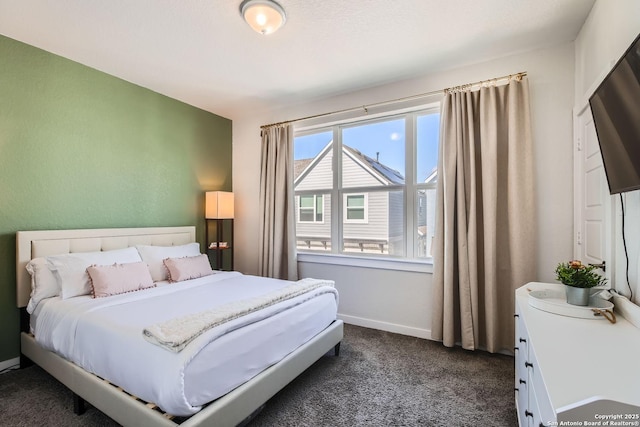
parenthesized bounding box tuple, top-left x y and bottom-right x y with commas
(573, 103, 613, 282)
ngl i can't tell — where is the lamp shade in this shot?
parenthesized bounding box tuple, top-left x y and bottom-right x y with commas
(240, 0, 286, 35)
(205, 191, 234, 219)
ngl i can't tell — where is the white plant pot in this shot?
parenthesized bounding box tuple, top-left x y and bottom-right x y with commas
(565, 285, 590, 306)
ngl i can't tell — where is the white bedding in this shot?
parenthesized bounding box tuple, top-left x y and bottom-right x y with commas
(143, 277, 336, 352)
(33, 272, 338, 416)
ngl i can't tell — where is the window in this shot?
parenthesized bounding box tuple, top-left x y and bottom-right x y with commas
(344, 194, 367, 223)
(294, 104, 440, 260)
(299, 194, 323, 222)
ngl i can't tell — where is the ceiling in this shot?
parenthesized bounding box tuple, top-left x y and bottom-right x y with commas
(0, 0, 595, 120)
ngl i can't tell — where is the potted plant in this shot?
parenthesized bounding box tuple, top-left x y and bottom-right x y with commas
(555, 260, 607, 306)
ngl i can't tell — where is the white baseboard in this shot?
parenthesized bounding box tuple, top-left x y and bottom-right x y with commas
(338, 314, 432, 340)
(0, 357, 20, 373)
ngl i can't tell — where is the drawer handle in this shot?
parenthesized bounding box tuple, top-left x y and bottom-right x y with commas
(514, 346, 519, 352)
(514, 314, 519, 318)
(525, 410, 534, 418)
(514, 387, 519, 392)
(519, 338, 527, 343)
(525, 362, 533, 368)
(519, 379, 526, 384)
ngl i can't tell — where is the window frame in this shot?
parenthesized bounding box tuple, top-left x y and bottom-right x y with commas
(294, 101, 440, 263)
(297, 194, 324, 223)
(343, 193, 368, 224)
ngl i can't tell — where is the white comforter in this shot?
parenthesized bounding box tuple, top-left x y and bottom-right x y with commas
(34, 272, 338, 416)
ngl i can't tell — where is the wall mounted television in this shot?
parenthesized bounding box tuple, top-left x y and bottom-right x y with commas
(589, 32, 640, 194)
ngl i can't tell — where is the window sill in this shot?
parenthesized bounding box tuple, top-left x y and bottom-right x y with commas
(297, 252, 433, 273)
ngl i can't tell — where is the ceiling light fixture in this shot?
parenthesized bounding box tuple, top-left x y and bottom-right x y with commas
(240, 0, 286, 35)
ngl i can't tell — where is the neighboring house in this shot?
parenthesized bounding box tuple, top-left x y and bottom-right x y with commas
(418, 169, 437, 258)
(294, 141, 406, 254)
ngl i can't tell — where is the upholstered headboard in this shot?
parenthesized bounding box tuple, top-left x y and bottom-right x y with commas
(16, 226, 196, 308)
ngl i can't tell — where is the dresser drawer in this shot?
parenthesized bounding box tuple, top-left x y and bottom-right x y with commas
(515, 377, 529, 427)
(514, 305, 530, 427)
(528, 340, 556, 426)
(528, 386, 542, 427)
(514, 307, 529, 387)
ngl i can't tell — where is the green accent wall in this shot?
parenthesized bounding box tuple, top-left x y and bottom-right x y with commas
(0, 35, 232, 362)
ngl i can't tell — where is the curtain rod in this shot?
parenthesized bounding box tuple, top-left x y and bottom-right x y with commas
(260, 71, 527, 130)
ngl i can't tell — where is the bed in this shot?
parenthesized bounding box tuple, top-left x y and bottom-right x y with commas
(16, 226, 343, 427)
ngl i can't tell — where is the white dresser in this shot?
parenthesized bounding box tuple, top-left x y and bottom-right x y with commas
(515, 282, 640, 427)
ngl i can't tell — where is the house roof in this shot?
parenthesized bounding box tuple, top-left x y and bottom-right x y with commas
(294, 158, 314, 180)
(294, 141, 405, 186)
(343, 146, 405, 185)
(424, 167, 438, 184)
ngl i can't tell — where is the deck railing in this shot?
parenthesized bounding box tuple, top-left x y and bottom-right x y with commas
(296, 236, 388, 253)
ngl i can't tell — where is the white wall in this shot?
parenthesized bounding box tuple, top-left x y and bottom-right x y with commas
(233, 42, 576, 338)
(574, 0, 640, 304)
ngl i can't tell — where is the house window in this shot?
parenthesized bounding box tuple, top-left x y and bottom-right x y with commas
(344, 194, 367, 222)
(299, 194, 323, 222)
(294, 104, 440, 259)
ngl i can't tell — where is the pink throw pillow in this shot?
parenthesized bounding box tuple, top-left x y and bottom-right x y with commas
(163, 254, 214, 283)
(87, 262, 155, 298)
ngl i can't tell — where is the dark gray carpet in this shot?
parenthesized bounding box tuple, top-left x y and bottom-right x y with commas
(0, 324, 517, 426)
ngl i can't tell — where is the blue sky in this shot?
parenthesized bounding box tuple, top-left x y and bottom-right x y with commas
(294, 113, 439, 182)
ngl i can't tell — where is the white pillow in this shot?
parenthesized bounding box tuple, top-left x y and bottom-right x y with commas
(136, 243, 201, 282)
(87, 262, 155, 298)
(47, 247, 143, 299)
(26, 257, 60, 314)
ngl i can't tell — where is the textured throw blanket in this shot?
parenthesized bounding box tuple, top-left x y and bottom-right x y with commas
(143, 278, 336, 352)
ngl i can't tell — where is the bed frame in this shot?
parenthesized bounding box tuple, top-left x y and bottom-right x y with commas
(16, 226, 343, 427)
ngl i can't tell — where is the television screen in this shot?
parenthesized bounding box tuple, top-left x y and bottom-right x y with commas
(589, 32, 640, 194)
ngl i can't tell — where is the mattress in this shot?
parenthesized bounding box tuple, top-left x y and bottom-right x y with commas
(32, 272, 338, 416)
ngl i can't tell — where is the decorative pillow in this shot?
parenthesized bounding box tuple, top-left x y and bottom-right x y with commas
(135, 243, 201, 282)
(26, 257, 60, 314)
(163, 254, 214, 283)
(46, 247, 143, 299)
(87, 262, 155, 298)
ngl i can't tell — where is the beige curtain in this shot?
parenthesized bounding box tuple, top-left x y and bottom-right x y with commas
(432, 77, 536, 353)
(258, 124, 298, 280)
